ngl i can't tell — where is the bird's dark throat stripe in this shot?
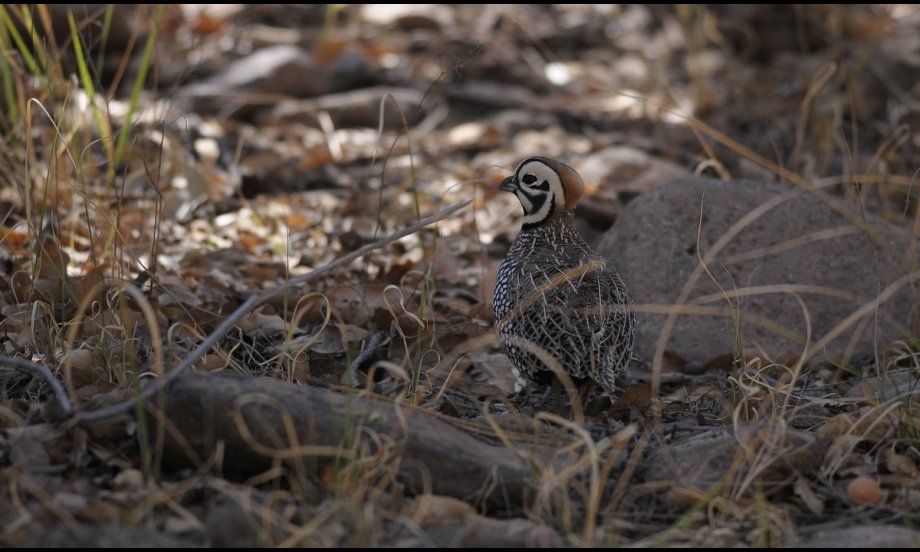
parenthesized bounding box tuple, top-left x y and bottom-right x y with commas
(522, 196, 555, 231)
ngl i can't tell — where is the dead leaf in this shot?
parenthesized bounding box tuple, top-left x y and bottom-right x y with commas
(885, 451, 918, 477)
(238, 307, 289, 335)
(816, 413, 856, 438)
(794, 476, 824, 515)
(612, 383, 653, 412)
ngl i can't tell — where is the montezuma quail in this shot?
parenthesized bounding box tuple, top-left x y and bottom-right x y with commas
(493, 157, 635, 396)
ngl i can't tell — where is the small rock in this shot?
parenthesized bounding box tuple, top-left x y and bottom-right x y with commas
(205, 501, 260, 548)
(598, 178, 920, 365)
(846, 476, 882, 505)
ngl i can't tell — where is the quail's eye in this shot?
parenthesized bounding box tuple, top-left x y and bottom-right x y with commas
(522, 173, 537, 185)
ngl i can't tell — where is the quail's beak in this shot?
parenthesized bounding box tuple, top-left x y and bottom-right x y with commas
(499, 175, 517, 193)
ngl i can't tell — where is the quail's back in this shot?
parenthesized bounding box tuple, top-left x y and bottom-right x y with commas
(493, 157, 634, 396)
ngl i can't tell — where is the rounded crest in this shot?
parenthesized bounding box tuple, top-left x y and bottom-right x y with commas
(541, 158, 583, 210)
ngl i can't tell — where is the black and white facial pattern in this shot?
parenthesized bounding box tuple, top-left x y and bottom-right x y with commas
(512, 158, 566, 229)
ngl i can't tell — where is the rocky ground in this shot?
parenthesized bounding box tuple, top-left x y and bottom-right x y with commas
(0, 4, 919, 547)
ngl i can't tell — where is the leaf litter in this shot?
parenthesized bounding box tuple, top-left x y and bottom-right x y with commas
(0, 4, 918, 548)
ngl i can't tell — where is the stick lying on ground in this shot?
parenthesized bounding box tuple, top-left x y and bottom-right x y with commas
(161, 371, 533, 509)
(74, 199, 472, 424)
(0, 355, 73, 415)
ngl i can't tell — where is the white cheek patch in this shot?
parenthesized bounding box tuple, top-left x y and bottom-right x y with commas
(516, 161, 566, 209)
(522, 191, 553, 226)
(549, 179, 565, 211)
(513, 159, 568, 226)
(516, 190, 533, 212)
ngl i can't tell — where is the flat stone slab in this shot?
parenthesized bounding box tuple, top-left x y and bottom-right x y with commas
(597, 178, 919, 366)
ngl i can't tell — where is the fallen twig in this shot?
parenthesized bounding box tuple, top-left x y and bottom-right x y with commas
(0, 354, 73, 416)
(73, 199, 472, 424)
(159, 370, 534, 508)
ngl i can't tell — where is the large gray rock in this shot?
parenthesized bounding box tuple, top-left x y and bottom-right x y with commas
(598, 178, 919, 366)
